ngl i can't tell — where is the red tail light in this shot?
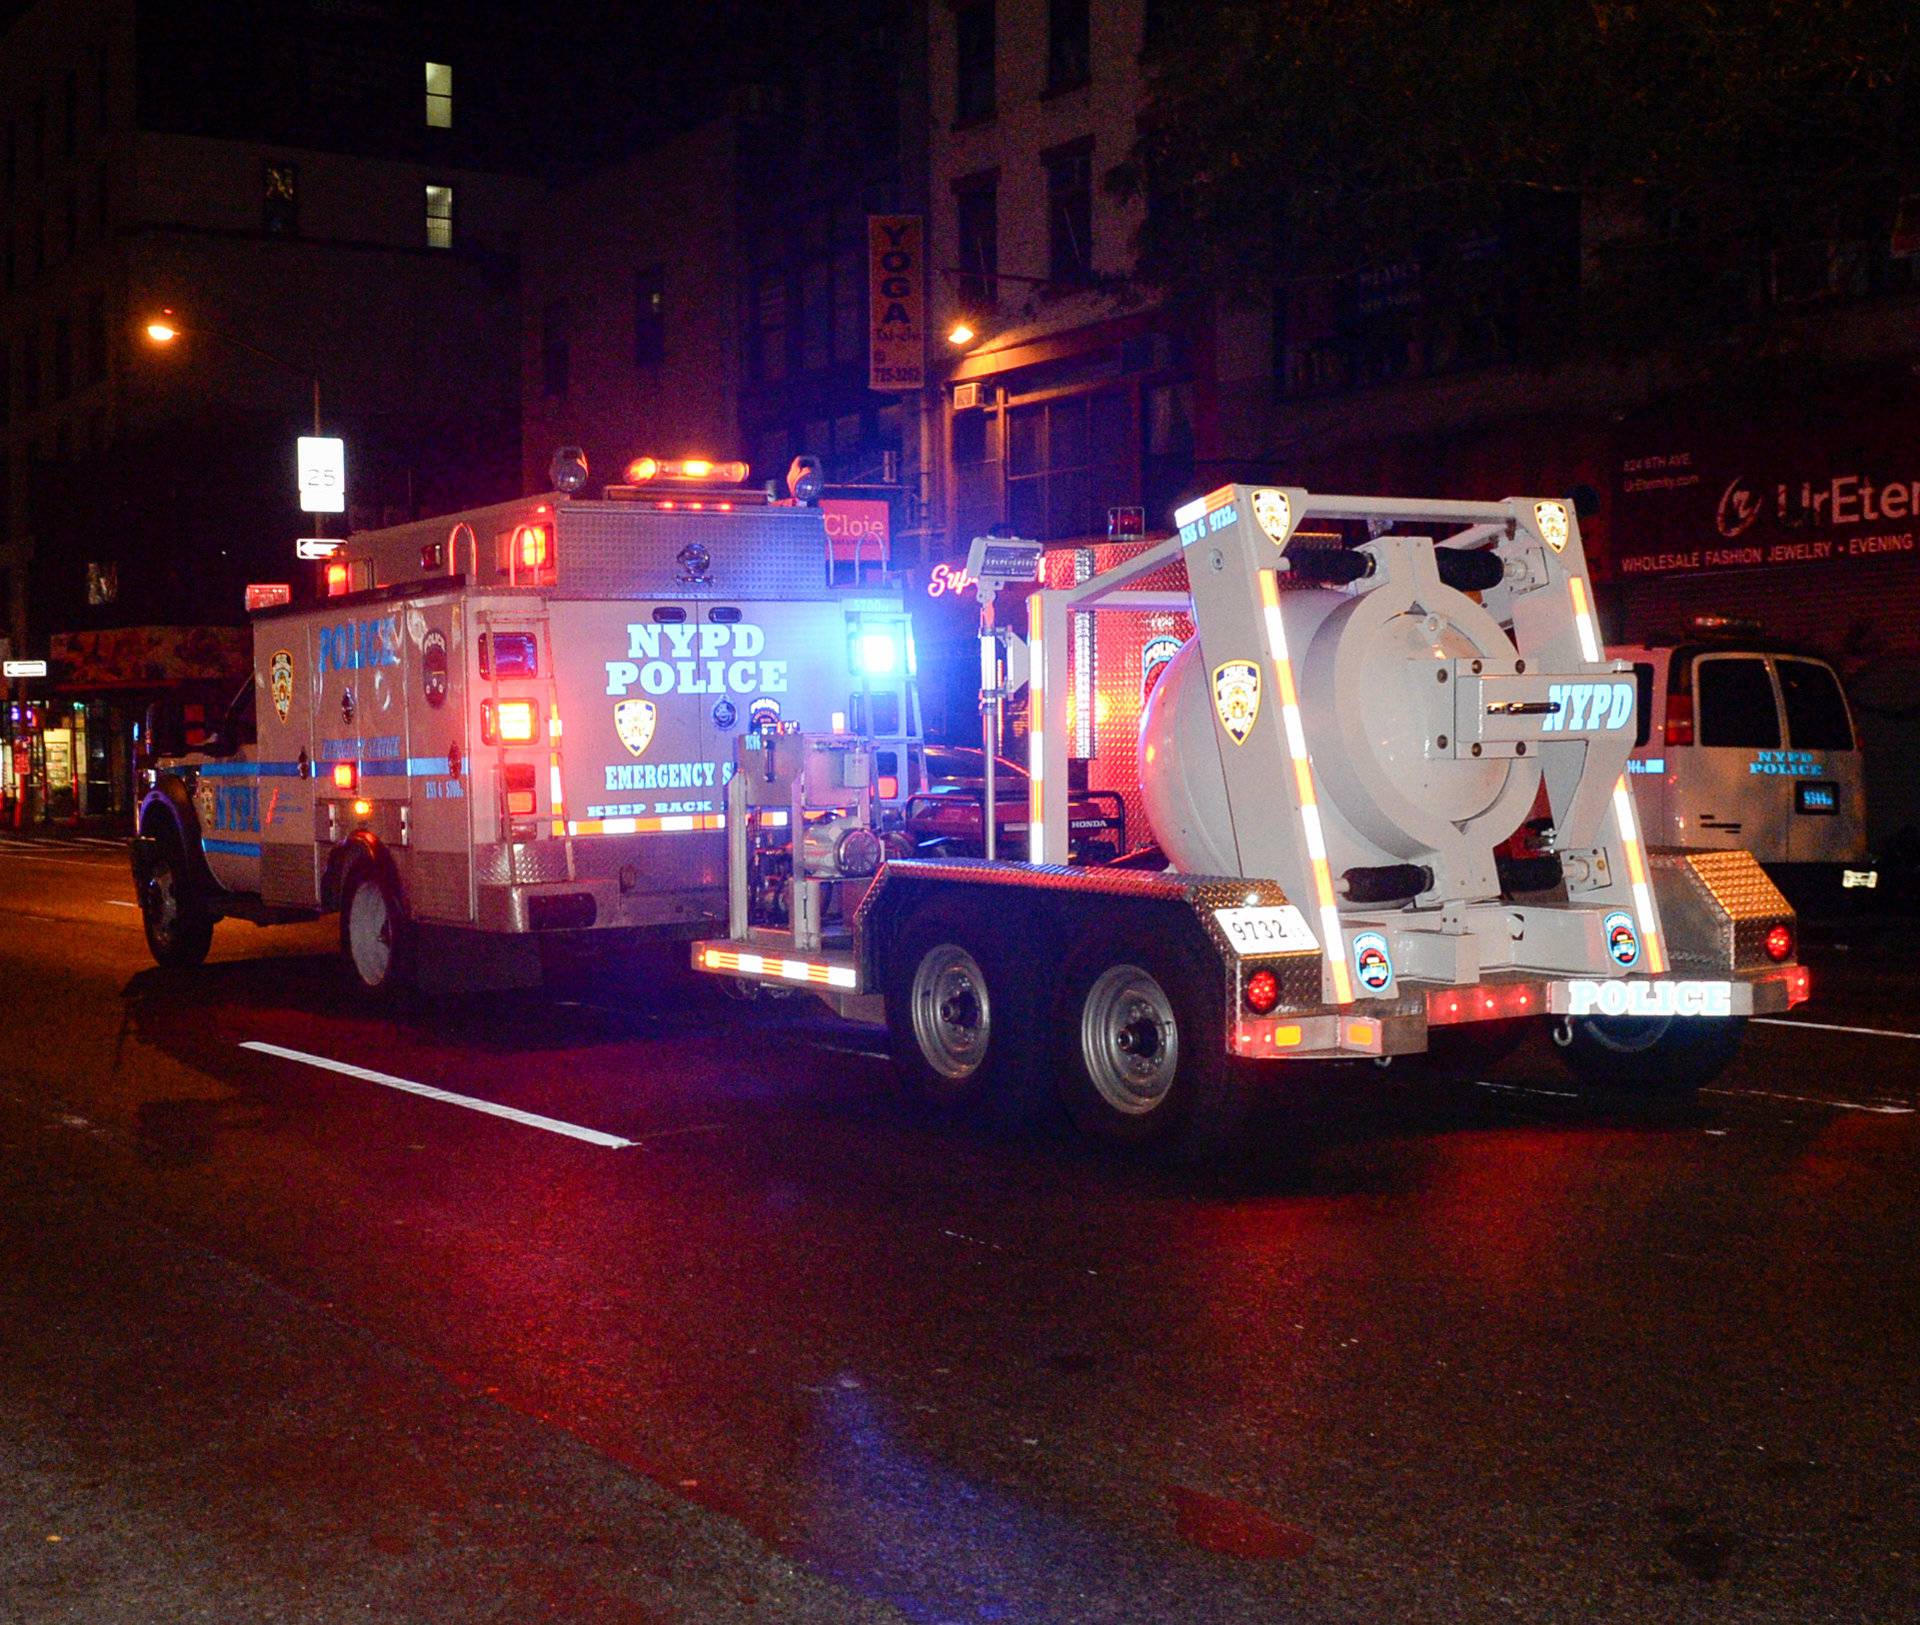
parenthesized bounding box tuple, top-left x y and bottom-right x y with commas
(502, 763, 537, 816)
(482, 699, 539, 744)
(1245, 969, 1280, 1014)
(331, 761, 356, 792)
(1665, 691, 1694, 747)
(325, 561, 350, 596)
(876, 774, 900, 799)
(1765, 923, 1794, 962)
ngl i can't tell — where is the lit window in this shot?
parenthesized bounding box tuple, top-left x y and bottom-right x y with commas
(425, 62, 452, 128)
(425, 184, 453, 249)
(263, 161, 297, 235)
(634, 265, 665, 366)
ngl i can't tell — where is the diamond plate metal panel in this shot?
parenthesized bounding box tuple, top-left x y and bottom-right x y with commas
(476, 841, 573, 886)
(555, 503, 839, 600)
(259, 843, 318, 908)
(1650, 848, 1793, 972)
(406, 849, 472, 923)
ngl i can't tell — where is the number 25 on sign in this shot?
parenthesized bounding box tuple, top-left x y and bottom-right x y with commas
(297, 436, 346, 514)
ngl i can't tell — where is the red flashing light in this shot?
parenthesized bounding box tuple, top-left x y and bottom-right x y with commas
(331, 761, 356, 792)
(517, 524, 551, 571)
(325, 561, 350, 596)
(1765, 923, 1794, 962)
(482, 698, 538, 745)
(876, 774, 900, 800)
(1246, 969, 1281, 1014)
(1665, 691, 1694, 747)
(503, 763, 537, 817)
(1781, 964, 1811, 1006)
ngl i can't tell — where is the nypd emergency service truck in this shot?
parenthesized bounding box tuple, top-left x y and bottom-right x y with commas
(131, 457, 921, 992)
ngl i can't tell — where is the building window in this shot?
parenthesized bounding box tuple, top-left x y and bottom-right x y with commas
(63, 68, 78, 156)
(63, 185, 76, 253)
(634, 265, 665, 366)
(97, 38, 110, 127)
(1047, 0, 1090, 93)
(3, 227, 13, 293)
(34, 96, 46, 178)
(955, 2, 995, 124)
(0, 343, 10, 424)
(954, 172, 999, 311)
(424, 183, 453, 248)
(540, 300, 569, 397)
(95, 164, 108, 233)
(22, 342, 40, 413)
(4, 121, 13, 201)
(425, 61, 452, 128)
(1006, 389, 1133, 541)
(754, 266, 788, 383)
(1044, 141, 1094, 287)
(263, 162, 297, 235)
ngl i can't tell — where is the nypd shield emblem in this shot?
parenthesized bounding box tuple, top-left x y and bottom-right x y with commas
(1211, 660, 1262, 745)
(269, 649, 294, 723)
(614, 699, 657, 757)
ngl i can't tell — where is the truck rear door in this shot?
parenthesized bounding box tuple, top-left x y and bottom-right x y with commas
(1776, 657, 1868, 863)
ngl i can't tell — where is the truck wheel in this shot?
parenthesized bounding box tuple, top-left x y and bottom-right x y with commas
(340, 861, 413, 997)
(1553, 1014, 1746, 1095)
(1051, 933, 1250, 1160)
(885, 902, 1036, 1120)
(140, 834, 214, 969)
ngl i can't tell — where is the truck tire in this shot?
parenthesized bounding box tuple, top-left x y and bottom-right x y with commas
(884, 900, 1037, 1121)
(139, 830, 214, 969)
(1050, 929, 1250, 1160)
(340, 859, 413, 998)
(1553, 1014, 1746, 1095)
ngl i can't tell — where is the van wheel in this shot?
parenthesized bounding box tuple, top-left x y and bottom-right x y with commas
(1553, 1014, 1746, 1095)
(885, 902, 1037, 1122)
(1052, 931, 1250, 1160)
(340, 861, 413, 997)
(140, 833, 214, 969)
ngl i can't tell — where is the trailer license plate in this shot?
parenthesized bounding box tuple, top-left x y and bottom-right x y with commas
(1842, 868, 1878, 889)
(1213, 905, 1318, 956)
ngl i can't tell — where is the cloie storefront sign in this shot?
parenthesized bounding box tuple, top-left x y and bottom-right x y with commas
(604, 621, 788, 697)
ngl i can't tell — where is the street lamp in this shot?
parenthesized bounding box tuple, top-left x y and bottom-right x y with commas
(947, 320, 977, 348)
(141, 307, 323, 437)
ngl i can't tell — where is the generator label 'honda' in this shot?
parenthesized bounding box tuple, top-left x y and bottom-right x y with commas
(605, 622, 788, 697)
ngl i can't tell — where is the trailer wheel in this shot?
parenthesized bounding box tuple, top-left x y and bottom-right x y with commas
(1553, 1013, 1746, 1095)
(1052, 933, 1249, 1159)
(140, 831, 214, 969)
(340, 859, 413, 998)
(885, 902, 1035, 1120)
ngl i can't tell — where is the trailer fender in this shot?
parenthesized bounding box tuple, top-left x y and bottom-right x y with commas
(323, 830, 395, 914)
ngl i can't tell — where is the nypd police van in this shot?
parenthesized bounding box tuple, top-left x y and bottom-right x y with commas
(1614, 624, 1876, 912)
(131, 456, 921, 992)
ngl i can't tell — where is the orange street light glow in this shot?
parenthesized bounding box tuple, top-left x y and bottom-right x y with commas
(145, 315, 179, 343)
(947, 322, 976, 346)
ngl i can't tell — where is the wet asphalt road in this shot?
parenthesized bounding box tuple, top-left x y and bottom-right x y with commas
(0, 836, 1916, 1623)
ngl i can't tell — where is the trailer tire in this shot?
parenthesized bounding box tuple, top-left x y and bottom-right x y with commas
(139, 829, 214, 969)
(340, 858, 413, 998)
(1553, 1013, 1746, 1095)
(884, 901, 1038, 1122)
(1051, 930, 1249, 1160)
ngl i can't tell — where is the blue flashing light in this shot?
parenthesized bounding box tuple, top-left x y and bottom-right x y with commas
(853, 629, 899, 676)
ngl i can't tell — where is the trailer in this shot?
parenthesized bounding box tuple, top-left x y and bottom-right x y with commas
(131, 458, 921, 991)
(691, 486, 1810, 1157)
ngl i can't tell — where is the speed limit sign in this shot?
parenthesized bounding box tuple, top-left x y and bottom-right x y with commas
(296, 436, 345, 514)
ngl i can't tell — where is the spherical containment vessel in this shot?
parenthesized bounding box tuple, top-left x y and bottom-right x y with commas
(1137, 576, 1543, 891)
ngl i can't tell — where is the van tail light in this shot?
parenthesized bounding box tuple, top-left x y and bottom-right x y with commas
(1664, 691, 1694, 747)
(482, 699, 538, 744)
(502, 763, 537, 816)
(331, 761, 356, 792)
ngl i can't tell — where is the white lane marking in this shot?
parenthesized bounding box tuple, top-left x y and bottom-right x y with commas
(240, 1041, 639, 1149)
(1472, 1079, 1580, 1100)
(1702, 1087, 1914, 1116)
(106, 899, 139, 908)
(1753, 1016, 1920, 1042)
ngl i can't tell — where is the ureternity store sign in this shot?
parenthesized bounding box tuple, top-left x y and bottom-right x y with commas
(1613, 394, 1920, 578)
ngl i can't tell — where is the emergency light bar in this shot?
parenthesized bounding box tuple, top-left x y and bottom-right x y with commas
(624, 456, 749, 484)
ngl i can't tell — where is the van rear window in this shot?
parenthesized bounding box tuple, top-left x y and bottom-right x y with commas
(1697, 657, 1779, 748)
(1777, 659, 1854, 750)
